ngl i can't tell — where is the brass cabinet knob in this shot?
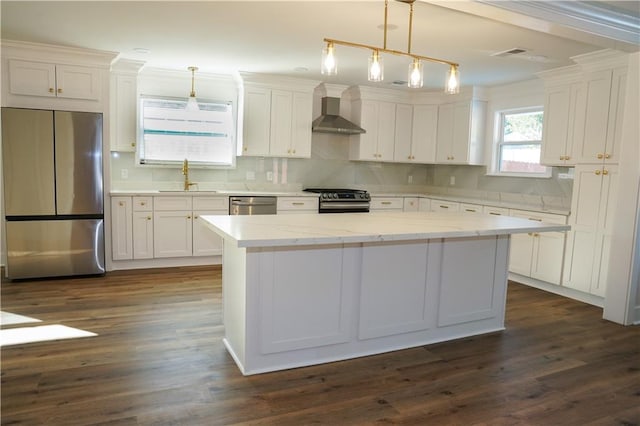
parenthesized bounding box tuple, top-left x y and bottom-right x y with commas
(119, 201, 124, 206)
(48, 88, 54, 93)
(597, 153, 604, 159)
(595, 170, 601, 175)
(131, 142, 136, 148)
(566, 156, 570, 160)
(187, 215, 192, 219)
(57, 88, 62, 94)
(292, 149, 296, 154)
(605, 153, 611, 159)
(243, 146, 248, 152)
(140, 201, 146, 206)
(147, 216, 151, 221)
(603, 169, 609, 175)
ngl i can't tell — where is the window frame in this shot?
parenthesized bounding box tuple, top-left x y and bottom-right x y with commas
(135, 95, 236, 169)
(491, 107, 551, 178)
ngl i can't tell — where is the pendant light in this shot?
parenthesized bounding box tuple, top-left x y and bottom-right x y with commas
(321, 42, 337, 75)
(321, 0, 460, 92)
(408, 58, 423, 88)
(186, 66, 199, 112)
(368, 50, 384, 82)
(445, 65, 460, 94)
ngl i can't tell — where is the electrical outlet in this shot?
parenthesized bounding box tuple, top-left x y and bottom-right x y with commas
(121, 169, 128, 179)
(246, 171, 256, 181)
(449, 176, 455, 186)
(266, 171, 274, 181)
(408, 175, 413, 184)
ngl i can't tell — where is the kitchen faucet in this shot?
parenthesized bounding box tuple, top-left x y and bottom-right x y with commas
(182, 158, 196, 191)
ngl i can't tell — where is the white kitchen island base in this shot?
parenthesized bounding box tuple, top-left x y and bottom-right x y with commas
(201, 212, 568, 375)
(222, 234, 510, 375)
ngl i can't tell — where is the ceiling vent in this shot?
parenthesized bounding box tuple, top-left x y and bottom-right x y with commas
(491, 48, 528, 57)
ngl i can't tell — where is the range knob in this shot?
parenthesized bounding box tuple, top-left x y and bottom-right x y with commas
(332, 193, 339, 199)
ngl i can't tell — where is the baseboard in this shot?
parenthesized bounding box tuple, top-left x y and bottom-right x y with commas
(509, 273, 604, 308)
(109, 256, 222, 271)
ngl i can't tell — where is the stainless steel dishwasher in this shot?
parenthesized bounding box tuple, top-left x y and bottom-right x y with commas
(229, 196, 277, 215)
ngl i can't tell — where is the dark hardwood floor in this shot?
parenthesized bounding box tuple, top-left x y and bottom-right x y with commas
(1, 266, 639, 425)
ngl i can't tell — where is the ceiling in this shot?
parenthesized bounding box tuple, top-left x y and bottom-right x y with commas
(1, 1, 639, 91)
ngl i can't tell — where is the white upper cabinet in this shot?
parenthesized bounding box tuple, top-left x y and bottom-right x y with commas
(435, 100, 486, 165)
(110, 59, 145, 152)
(540, 81, 580, 166)
(239, 73, 318, 158)
(2, 41, 116, 112)
(538, 51, 628, 167)
(572, 67, 626, 165)
(9, 60, 102, 101)
(394, 104, 437, 164)
(350, 99, 396, 161)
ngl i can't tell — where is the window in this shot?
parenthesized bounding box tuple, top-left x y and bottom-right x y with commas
(137, 96, 235, 167)
(495, 109, 549, 177)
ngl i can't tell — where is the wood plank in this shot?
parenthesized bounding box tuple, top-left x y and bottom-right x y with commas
(2, 271, 639, 424)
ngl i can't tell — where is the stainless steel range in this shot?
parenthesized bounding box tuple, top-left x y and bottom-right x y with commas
(304, 188, 370, 213)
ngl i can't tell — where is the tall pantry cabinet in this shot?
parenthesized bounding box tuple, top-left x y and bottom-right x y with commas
(539, 50, 628, 299)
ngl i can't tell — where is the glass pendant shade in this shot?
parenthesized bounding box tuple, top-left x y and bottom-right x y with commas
(368, 50, 383, 82)
(445, 65, 460, 94)
(186, 96, 199, 112)
(321, 42, 337, 75)
(408, 59, 423, 88)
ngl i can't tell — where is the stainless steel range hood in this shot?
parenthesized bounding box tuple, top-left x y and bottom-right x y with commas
(312, 97, 365, 135)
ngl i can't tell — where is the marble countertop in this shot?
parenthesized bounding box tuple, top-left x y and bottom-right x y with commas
(200, 212, 570, 248)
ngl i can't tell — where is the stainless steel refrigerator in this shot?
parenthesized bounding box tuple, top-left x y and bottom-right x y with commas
(2, 108, 105, 280)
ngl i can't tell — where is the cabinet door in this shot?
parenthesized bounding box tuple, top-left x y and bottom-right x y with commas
(573, 70, 613, 164)
(111, 73, 137, 152)
(563, 165, 618, 296)
(531, 231, 565, 285)
(153, 211, 193, 258)
(604, 67, 627, 164)
(418, 198, 431, 212)
(132, 211, 154, 259)
(269, 90, 293, 157)
(436, 103, 453, 162)
(8, 60, 56, 97)
(377, 101, 396, 161)
(55, 65, 101, 101)
(242, 87, 271, 156)
(450, 102, 472, 163)
(353, 100, 379, 161)
(541, 85, 572, 166)
(430, 200, 459, 212)
(509, 233, 534, 276)
(403, 197, 419, 212)
(411, 105, 438, 163)
(393, 103, 413, 162)
(193, 210, 225, 256)
(111, 197, 133, 260)
(460, 203, 482, 215)
(290, 91, 313, 158)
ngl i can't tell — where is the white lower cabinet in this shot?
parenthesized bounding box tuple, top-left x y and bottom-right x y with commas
(111, 195, 228, 263)
(460, 203, 482, 215)
(430, 199, 460, 212)
(418, 198, 431, 212)
(563, 165, 619, 297)
(111, 197, 133, 260)
(277, 197, 319, 214)
(370, 197, 404, 212)
(132, 197, 153, 259)
(508, 209, 567, 285)
(403, 197, 419, 212)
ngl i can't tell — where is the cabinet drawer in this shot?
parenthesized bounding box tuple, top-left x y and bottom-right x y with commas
(154, 196, 192, 211)
(371, 197, 403, 210)
(509, 209, 567, 225)
(193, 197, 229, 211)
(277, 197, 319, 212)
(132, 196, 153, 212)
(460, 203, 482, 214)
(430, 200, 460, 212)
(483, 206, 510, 216)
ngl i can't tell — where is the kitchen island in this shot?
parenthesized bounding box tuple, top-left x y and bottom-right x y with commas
(200, 212, 569, 375)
